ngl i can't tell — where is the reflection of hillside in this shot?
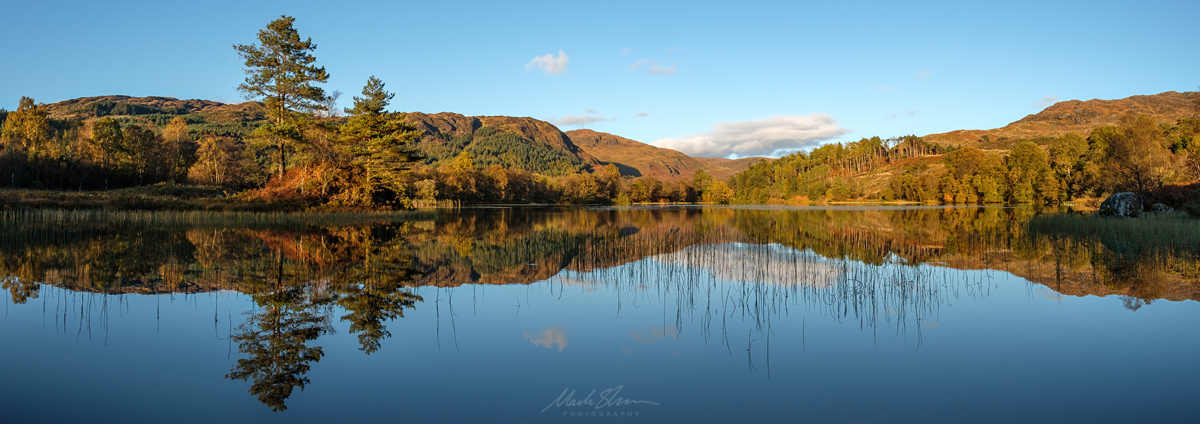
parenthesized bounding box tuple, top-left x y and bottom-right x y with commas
(3, 207, 1200, 306)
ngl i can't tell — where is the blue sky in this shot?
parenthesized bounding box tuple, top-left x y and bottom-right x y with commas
(3, 0, 1197, 158)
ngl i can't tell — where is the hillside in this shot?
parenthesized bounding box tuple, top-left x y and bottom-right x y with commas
(566, 129, 764, 181)
(925, 91, 1199, 147)
(402, 111, 602, 175)
(34, 95, 764, 180)
(43, 95, 264, 124)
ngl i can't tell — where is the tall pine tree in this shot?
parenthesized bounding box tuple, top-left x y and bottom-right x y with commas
(234, 15, 329, 178)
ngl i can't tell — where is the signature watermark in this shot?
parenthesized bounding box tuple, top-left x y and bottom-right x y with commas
(541, 385, 660, 416)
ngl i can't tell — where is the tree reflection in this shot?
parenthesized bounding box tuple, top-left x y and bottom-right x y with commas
(332, 226, 424, 354)
(2, 277, 39, 304)
(226, 279, 331, 411)
(224, 225, 423, 410)
(338, 281, 422, 354)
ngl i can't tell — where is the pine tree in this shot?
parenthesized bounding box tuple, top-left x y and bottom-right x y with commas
(337, 76, 423, 206)
(234, 15, 330, 178)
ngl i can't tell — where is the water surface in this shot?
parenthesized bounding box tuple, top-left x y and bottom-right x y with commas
(1, 206, 1197, 423)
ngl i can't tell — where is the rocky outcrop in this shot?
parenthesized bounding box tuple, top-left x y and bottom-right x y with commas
(404, 112, 482, 138)
(1099, 192, 1144, 217)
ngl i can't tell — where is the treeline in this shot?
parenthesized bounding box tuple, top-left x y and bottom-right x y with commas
(730, 135, 945, 203)
(731, 116, 1200, 205)
(404, 156, 734, 206)
(0, 98, 198, 190)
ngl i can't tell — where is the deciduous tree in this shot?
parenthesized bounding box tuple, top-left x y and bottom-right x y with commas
(1108, 115, 1180, 193)
(162, 116, 191, 181)
(1, 97, 50, 164)
(92, 117, 123, 189)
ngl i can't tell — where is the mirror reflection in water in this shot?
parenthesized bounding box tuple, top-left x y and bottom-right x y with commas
(2, 206, 1198, 422)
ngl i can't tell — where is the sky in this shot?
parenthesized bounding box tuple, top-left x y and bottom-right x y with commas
(2, 0, 1197, 158)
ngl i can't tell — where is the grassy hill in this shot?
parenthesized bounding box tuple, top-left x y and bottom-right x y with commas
(925, 91, 1199, 148)
(42, 95, 267, 138)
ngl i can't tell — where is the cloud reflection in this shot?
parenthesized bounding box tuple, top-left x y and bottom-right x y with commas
(524, 327, 569, 352)
(629, 326, 678, 344)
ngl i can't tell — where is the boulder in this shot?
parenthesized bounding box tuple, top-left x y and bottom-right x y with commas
(1098, 192, 1144, 217)
(1150, 203, 1174, 213)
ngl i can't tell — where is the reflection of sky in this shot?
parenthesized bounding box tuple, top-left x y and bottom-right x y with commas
(649, 243, 843, 288)
(554, 243, 846, 289)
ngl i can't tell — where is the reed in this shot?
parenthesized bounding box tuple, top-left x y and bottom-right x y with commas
(1027, 211, 1200, 258)
(0, 208, 435, 231)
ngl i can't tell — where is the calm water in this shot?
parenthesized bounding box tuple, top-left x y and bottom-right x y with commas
(1, 206, 1198, 423)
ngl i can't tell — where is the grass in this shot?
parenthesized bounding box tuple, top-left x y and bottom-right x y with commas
(1027, 211, 1200, 257)
(0, 207, 436, 231)
(0, 184, 320, 212)
(1026, 211, 1200, 303)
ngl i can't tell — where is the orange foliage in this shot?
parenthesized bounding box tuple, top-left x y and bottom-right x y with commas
(244, 166, 336, 204)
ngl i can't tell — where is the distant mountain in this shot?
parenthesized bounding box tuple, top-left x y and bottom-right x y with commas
(567, 129, 764, 181)
(33, 95, 768, 179)
(925, 91, 1198, 147)
(43, 95, 264, 124)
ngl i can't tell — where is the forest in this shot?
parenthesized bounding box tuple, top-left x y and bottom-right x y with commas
(1, 14, 1198, 210)
(730, 115, 1200, 207)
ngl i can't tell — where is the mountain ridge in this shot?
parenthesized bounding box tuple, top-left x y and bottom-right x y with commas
(31, 90, 1198, 184)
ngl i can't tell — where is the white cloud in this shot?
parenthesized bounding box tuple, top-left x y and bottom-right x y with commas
(875, 83, 898, 93)
(629, 59, 676, 75)
(555, 110, 615, 127)
(887, 109, 921, 119)
(525, 50, 569, 75)
(1031, 95, 1058, 109)
(917, 70, 932, 78)
(557, 115, 608, 126)
(636, 112, 650, 117)
(651, 114, 850, 158)
(621, 48, 633, 55)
